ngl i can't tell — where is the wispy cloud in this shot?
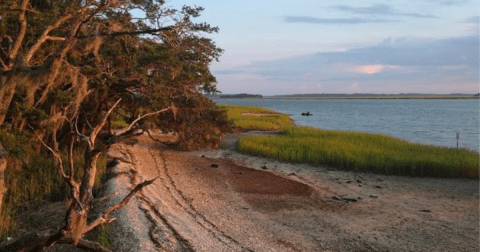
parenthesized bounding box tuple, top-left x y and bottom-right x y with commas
(332, 4, 438, 18)
(464, 15, 480, 23)
(284, 16, 398, 24)
(426, 0, 470, 6)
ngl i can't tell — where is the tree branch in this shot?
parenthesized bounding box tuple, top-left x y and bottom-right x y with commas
(29, 125, 81, 207)
(8, 7, 40, 14)
(115, 107, 171, 135)
(25, 14, 72, 64)
(28, 124, 67, 180)
(0, 231, 112, 252)
(145, 129, 177, 146)
(8, 0, 30, 67)
(89, 98, 122, 148)
(84, 177, 158, 233)
(57, 237, 112, 252)
(76, 27, 175, 39)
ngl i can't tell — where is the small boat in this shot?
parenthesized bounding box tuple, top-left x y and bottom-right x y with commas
(301, 112, 313, 116)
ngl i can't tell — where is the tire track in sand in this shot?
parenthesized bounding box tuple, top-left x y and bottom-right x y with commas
(130, 143, 253, 251)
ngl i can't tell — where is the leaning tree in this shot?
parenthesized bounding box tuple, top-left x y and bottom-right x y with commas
(0, 0, 229, 251)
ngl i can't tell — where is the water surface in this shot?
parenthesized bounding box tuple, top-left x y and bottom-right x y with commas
(215, 98, 479, 152)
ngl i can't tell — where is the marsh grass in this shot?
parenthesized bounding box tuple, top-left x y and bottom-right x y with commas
(96, 224, 113, 249)
(238, 125, 479, 179)
(0, 149, 108, 240)
(219, 105, 293, 131)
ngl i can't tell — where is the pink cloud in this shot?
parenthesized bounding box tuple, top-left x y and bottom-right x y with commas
(356, 64, 385, 74)
(353, 64, 401, 74)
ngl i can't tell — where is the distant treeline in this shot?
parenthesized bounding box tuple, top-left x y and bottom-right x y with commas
(219, 93, 263, 98)
(207, 93, 479, 99)
(267, 93, 480, 99)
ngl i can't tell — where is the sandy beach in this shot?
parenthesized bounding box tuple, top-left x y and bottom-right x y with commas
(10, 131, 479, 251)
(98, 132, 479, 251)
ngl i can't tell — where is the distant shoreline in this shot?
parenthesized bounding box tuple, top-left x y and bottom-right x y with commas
(210, 94, 479, 100)
(264, 95, 479, 100)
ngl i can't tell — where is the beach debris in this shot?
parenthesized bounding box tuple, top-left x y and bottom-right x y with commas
(288, 172, 296, 176)
(346, 180, 353, 183)
(301, 112, 313, 116)
(377, 178, 384, 182)
(342, 196, 359, 202)
(358, 175, 364, 179)
(239, 172, 244, 175)
(358, 184, 363, 187)
(201, 155, 205, 158)
(370, 195, 379, 198)
(211, 163, 218, 168)
(374, 185, 382, 189)
(419, 209, 431, 213)
(261, 165, 268, 169)
(332, 195, 361, 202)
(356, 179, 363, 183)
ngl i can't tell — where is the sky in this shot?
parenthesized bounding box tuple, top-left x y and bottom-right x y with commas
(172, 0, 480, 95)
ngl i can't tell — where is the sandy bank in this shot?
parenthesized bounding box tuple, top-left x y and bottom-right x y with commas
(7, 132, 479, 251)
(102, 132, 478, 251)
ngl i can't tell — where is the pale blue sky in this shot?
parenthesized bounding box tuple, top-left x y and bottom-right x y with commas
(172, 0, 479, 95)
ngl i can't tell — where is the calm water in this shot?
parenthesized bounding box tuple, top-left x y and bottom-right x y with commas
(215, 98, 480, 152)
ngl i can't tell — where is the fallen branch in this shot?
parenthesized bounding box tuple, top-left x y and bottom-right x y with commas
(84, 177, 158, 233)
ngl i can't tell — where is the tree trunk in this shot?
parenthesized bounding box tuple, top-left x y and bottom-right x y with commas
(0, 77, 18, 126)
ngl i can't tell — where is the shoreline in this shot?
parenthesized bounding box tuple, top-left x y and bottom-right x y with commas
(106, 132, 479, 251)
(212, 96, 479, 100)
(6, 132, 479, 251)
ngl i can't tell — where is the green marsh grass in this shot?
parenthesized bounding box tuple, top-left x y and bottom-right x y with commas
(238, 125, 479, 179)
(219, 105, 293, 131)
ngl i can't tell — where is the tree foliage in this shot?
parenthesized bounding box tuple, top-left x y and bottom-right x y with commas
(0, 0, 229, 148)
(0, 0, 230, 250)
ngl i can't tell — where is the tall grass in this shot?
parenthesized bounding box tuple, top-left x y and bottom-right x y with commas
(0, 149, 108, 240)
(238, 125, 479, 179)
(219, 105, 293, 131)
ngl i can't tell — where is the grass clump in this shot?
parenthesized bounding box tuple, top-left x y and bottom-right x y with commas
(96, 224, 113, 249)
(238, 125, 479, 179)
(219, 105, 293, 131)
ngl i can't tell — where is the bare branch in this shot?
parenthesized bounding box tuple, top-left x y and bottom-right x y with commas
(28, 124, 67, 180)
(116, 107, 171, 135)
(85, 118, 93, 131)
(84, 177, 158, 233)
(57, 237, 112, 252)
(92, 192, 119, 207)
(8, 7, 40, 14)
(0, 231, 112, 252)
(0, 57, 7, 69)
(68, 135, 75, 180)
(46, 36, 66, 41)
(76, 27, 175, 39)
(8, 0, 30, 66)
(24, 12, 73, 64)
(89, 98, 122, 147)
(74, 112, 89, 141)
(145, 129, 177, 146)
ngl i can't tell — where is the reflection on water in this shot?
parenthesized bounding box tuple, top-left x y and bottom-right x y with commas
(215, 98, 480, 152)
